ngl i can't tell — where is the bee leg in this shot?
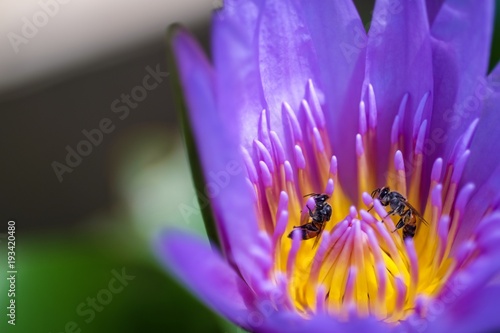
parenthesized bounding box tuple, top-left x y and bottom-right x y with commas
(307, 206, 314, 217)
(392, 218, 406, 232)
(367, 205, 374, 212)
(383, 209, 395, 219)
(392, 210, 411, 232)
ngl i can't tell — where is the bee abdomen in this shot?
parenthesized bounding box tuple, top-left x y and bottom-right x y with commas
(288, 223, 319, 240)
(288, 227, 308, 240)
(403, 224, 416, 239)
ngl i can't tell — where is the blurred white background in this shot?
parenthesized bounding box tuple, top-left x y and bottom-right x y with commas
(0, 0, 213, 96)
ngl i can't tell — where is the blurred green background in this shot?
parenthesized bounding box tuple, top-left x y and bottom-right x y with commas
(1, 1, 499, 333)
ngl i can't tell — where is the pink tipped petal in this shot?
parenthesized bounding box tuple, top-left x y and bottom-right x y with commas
(315, 285, 326, 314)
(282, 102, 304, 144)
(258, 1, 320, 120)
(415, 120, 427, 155)
(241, 147, 258, 183)
(272, 210, 289, 251)
(329, 155, 338, 177)
(305, 79, 326, 128)
(301, 99, 317, 130)
(431, 184, 443, 211)
(397, 93, 408, 133)
(431, 158, 443, 183)
(451, 150, 469, 184)
(344, 266, 357, 305)
(454, 183, 475, 215)
(258, 109, 272, 151)
(171, 29, 260, 277)
(287, 231, 302, 280)
(356, 134, 364, 157)
(437, 216, 450, 262)
(156, 231, 255, 329)
(350, 206, 358, 219)
(270, 131, 286, 165)
(366, 0, 433, 183)
(390, 115, 399, 145)
(405, 238, 419, 287)
(313, 127, 325, 153)
(246, 178, 257, 204)
(367, 84, 378, 130)
(298, 0, 366, 202)
(394, 150, 405, 172)
(294, 145, 306, 170)
(254, 139, 275, 173)
(277, 191, 289, 218)
(451, 118, 479, 163)
(360, 210, 376, 225)
(359, 101, 367, 135)
(259, 161, 273, 188)
(250, 242, 272, 278)
(362, 192, 374, 208)
(412, 92, 430, 140)
(394, 276, 407, 313)
(324, 178, 334, 197)
(284, 160, 294, 183)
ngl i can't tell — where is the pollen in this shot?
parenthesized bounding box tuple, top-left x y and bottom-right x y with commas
(244, 79, 479, 323)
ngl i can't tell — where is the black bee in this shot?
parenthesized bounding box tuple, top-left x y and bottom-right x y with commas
(368, 187, 428, 239)
(288, 193, 332, 246)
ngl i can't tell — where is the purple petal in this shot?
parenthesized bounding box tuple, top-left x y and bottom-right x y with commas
(490, 60, 500, 79)
(365, 0, 433, 185)
(426, 0, 445, 25)
(257, 1, 322, 136)
(459, 163, 500, 243)
(461, 94, 500, 178)
(171, 29, 261, 280)
(260, 312, 387, 333)
(212, 0, 268, 149)
(457, 66, 500, 234)
(298, 0, 366, 201)
(416, 285, 500, 333)
(156, 231, 255, 329)
(427, 0, 494, 179)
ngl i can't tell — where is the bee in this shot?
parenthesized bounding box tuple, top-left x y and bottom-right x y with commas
(288, 193, 332, 247)
(368, 187, 428, 239)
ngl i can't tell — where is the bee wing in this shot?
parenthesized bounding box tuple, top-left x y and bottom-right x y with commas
(403, 201, 429, 226)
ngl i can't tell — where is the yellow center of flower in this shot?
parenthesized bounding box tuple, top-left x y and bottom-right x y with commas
(246, 81, 475, 322)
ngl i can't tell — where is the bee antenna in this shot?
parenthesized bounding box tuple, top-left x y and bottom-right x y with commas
(303, 193, 318, 198)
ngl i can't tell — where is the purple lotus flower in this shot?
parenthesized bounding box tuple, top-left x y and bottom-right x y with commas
(157, 1, 500, 332)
